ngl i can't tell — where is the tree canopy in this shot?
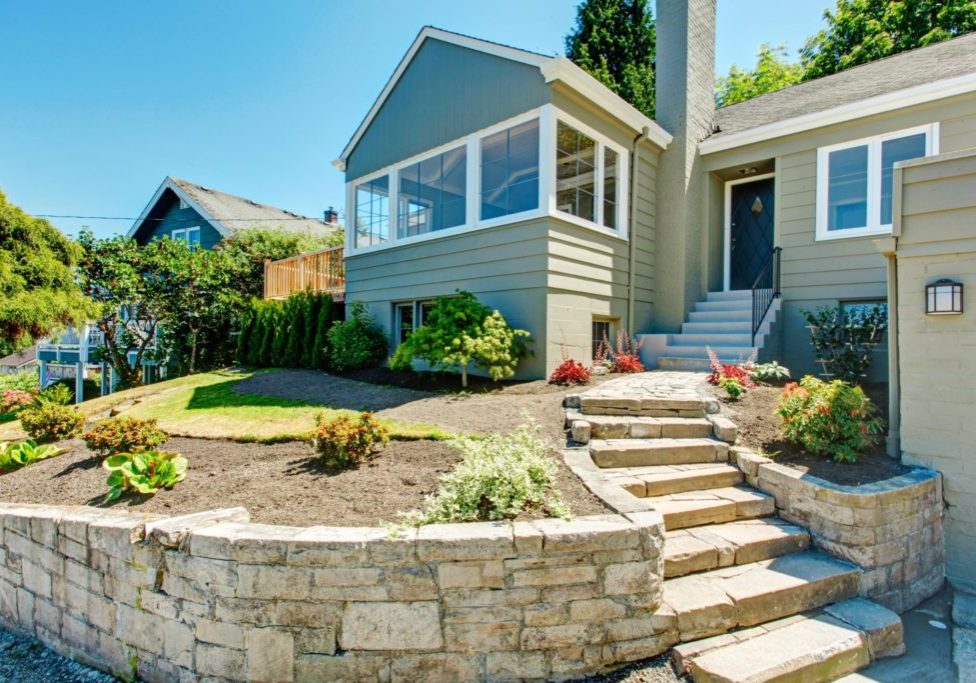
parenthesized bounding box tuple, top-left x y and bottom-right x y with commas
(565, 0, 656, 117)
(0, 190, 97, 356)
(801, 0, 976, 80)
(716, 44, 804, 107)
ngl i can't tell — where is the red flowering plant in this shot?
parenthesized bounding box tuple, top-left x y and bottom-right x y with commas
(706, 347, 756, 400)
(549, 347, 591, 386)
(1, 389, 36, 415)
(610, 331, 645, 374)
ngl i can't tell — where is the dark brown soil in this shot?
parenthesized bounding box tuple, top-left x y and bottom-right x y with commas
(0, 437, 608, 527)
(339, 366, 572, 394)
(726, 382, 910, 486)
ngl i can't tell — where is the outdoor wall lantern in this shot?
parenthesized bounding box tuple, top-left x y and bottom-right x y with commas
(925, 278, 963, 315)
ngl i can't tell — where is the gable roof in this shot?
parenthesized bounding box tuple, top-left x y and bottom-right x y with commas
(128, 177, 337, 240)
(0, 345, 37, 369)
(703, 32, 976, 154)
(334, 26, 671, 170)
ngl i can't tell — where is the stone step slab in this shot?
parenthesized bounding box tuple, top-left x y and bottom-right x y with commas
(578, 393, 710, 418)
(589, 438, 729, 468)
(631, 464, 744, 498)
(565, 410, 714, 442)
(661, 551, 861, 641)
(649, 486, 775, 530)
(664, 519, 811, 578)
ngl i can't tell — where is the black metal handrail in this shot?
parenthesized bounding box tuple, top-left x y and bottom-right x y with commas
(751, 247, 782, 345)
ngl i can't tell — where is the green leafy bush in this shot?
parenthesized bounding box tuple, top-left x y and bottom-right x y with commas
(718, 376, 746, 400)
(327, 302, 388, 372)
(19, 403, 85, 443)
(103, 450, 188, 502)
(235, 293, 337, 369)
(802, 304, 887, 383)
(390, 291, 531, 387)
(777, 376, 884, 463)
(399, 421, 569, 525)
(82, 417, 167, 457)
(0, 372, 37, 393)
(310, 412, 389, 468)
(38, 382, 73, 406)
(0, 441, 66, 473)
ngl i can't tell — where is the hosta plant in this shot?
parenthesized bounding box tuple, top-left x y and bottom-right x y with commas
(777, 376, 884, 463)
(83, 417, 167, 457)
(750, 361, 791, 384)
(0, 441, 66, 473)
(103, 451, 188, 502)
(18, 403, 85, 443)
(311, 412, 389, 469)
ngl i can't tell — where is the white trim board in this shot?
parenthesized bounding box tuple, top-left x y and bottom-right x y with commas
(701, 71, 976, 156)
(723, 173, 775, 292)
(333, 27, 670, 170)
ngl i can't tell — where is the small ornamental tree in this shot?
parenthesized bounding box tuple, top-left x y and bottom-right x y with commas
(391, 291, 531, 388)
(802, 304, 887, 383)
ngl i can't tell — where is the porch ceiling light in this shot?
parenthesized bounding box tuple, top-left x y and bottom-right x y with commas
(925, 278, 963, 315)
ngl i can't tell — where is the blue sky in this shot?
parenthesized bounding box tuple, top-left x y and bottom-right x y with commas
(0, 1, 829, 239)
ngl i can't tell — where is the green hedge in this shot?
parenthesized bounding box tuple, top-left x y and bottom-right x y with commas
(235, 292, 341, 370)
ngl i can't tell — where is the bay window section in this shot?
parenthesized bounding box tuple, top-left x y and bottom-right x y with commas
(398, 146, 466, 238)
(556, 121, 596, 222)
(603, 148, 618, 230)
(355, 176, 390, 248)
(480, 119, 540, 220)
(880, 133, 927, 225)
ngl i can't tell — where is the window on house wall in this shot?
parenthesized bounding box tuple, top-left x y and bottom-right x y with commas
(418, 301, 436, 327)
(355, 176, 390, 248)
(817, 124, 935, 240)
(603, 148, 618, 230)
(398, 146, 466, 238)
(170, 226, 201, 250)
(556, 121, 596, 222)
(480, 119, 540, 220)
(178, 198, 189, 210)
(394, 302, 414, 345)
(592, 319, 612, 360)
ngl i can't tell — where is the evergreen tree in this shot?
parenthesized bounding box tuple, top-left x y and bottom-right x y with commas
(301, 294, 324, 368)
(716, 44, 803, 107)
(801, 0, 976, 80)
(565, 0, 656, 117)
(310, 297, 336, 370)
(235, 304, 256, 365)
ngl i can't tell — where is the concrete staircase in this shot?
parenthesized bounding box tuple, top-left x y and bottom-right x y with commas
(568, 388, 904, 682)
(641, 290, 780, 372)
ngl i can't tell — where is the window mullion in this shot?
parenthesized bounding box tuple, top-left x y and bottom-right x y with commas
(595, 141, 604, 227)
(389, 169, 399, 244)
(466, 136, 478, 226)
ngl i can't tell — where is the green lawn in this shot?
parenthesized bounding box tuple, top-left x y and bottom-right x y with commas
(0, 369, 450, 443)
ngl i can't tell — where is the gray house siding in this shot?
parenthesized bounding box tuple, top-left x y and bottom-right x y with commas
(133, 192, 223, 250)
(702, 91, 976, 377)
(345, 39, 551, 181)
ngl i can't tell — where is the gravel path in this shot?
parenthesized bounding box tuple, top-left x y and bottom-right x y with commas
(0, 628, 117, 682)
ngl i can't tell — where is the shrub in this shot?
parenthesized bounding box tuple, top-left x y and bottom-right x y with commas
(718, 376, 746, 400)
(0, 371, 37, 393)
(549, 358, 591, 386)
(0, 441, 66, 473)
(83, 417, 167, 457)
(1, 389, 35, 414)
(19, 403, 84, 443)
(609, 331, 644, 373)
(38, 382, 73, 406)
(707, 347, 756, 399)
(750, 361, 791, 384)
(399, 421, 569, 525)
(310, 296, 338, 370)
(777, 376, 884, 463)
(327, 302, 389, 372)
(103, 450, 188, 502)
(310, 412, 389, 468)
(802, 304, 887, 383)
(391, 291, 531, 387)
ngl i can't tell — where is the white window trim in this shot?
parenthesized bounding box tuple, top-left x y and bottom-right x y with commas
(345, 104, 630, 256)
(815, 123, 938, 242)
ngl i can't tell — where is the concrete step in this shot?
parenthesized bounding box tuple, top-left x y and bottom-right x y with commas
(579, 394, 706, 418)
(589, 438, 729, 468)
(664, 518, 810, 578)
(661, 550, 861, 642)
(670, 333, 754, 346)
(657, 357, 714, 372)
(675, 599, 904, 682)
(695, 300, 753, 313)
(681, 321, 752, 334)
(705, 290, 752, 302)
(663, 345, 756, 360)
(648, 486, 775, 530)
(625, 463, 744, 498)
(688, 309, 752, 323)
(565, 411, 714, 441)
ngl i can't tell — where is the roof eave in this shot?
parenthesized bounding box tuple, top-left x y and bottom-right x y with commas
(701, 71, 976, 156)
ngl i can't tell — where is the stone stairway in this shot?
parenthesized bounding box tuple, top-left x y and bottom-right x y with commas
(565, 375, 904, 682)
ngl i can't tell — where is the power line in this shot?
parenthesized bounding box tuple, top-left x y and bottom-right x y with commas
(34, 214, 345, 222)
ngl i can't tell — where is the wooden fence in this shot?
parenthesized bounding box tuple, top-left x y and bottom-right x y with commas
(263, 246, 345, 300)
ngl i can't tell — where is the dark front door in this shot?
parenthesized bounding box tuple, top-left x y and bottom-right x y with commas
(729, 177, 775, 290)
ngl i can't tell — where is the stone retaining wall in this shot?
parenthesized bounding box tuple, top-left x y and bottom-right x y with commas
(734, 450, 944, 612)
(0, 504, 669, 682)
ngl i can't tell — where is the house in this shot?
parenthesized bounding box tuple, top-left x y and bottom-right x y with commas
(127, 176, 340, 249)
(333, 7, 976, 382)
(0, 346, 38, 376)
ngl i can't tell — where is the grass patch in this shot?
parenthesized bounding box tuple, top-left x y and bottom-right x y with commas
(0, 369, 450, 443)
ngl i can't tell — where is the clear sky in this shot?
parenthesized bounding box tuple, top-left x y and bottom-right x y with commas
(0, 0, 830, 239)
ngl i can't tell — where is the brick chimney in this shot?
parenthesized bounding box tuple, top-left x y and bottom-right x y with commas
(324, 206, 339, 224)
(653, 0, 717, 332)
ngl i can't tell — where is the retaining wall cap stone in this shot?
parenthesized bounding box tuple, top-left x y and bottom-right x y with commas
(146, 508, 250, 548)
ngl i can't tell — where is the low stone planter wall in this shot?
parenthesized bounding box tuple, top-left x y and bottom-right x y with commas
(0, 503, 669, 682)
(734, 449, 944, 612)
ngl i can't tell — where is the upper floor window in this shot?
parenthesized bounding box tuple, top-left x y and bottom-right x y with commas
(355, 176, 390, 248)
(177, 198, 189, 210)
(398, 145, 466, 238)
(480, 119, 540, 220)
(816, 124, 936, 240)
(171, 226, 201, 250)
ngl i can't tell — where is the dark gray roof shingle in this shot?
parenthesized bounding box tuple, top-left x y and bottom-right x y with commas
(713, 32, 976, 139)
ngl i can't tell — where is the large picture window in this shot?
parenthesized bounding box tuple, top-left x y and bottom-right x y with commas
(480, 119, 540, 220)
(817, 124, 935, 240)
(355, 176, 390, 248)
(398, 146, 466, 238)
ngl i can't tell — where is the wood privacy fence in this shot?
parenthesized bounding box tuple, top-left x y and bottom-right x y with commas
(263, 246, 345, 300)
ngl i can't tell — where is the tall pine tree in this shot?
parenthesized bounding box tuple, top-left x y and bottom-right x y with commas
(565, 0, 656, 117)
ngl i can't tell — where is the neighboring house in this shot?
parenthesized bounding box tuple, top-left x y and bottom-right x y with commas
(128, 176, 340, 249)
(332, 9, 976, 381)
(0, 346, 38, 376)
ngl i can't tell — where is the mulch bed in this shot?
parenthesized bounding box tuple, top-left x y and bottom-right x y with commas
(725, 382, 911, 486)
(0, 436, 608, 527)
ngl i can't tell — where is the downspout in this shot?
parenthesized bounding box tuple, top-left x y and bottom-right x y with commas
(882, 163, 906, 459)
(627, 126, 651, 333)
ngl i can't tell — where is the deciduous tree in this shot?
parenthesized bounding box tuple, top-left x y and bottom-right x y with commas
(716, 44, 803, 107)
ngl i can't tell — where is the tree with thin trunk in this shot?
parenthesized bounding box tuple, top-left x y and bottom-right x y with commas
(716, 43, 803, 107)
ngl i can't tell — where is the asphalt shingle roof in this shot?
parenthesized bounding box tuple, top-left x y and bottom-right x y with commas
(0, 346, 37, 368)
(713, 32, 976, 139)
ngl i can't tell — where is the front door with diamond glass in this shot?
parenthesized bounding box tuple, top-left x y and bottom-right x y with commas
(729, 177, 774, 291)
